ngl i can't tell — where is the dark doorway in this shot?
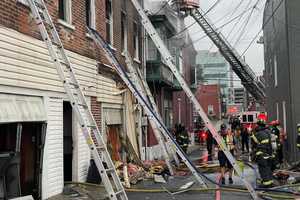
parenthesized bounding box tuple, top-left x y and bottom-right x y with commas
(63, 102, 73, 182)
(0, 122, 44, 199)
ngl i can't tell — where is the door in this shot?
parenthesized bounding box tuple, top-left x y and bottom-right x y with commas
(63, 102, 73, 182)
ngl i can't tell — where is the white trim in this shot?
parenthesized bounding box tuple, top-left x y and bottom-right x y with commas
(282, 101, 287, 133)
(58, 19, 75, 30)
(89, 0, 96, 29)
(105, 0, 114, 45)
(276, 102, 279, 120)
(274, 55, 278, 87)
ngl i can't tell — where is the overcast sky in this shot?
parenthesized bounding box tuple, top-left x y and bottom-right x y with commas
(185, 0, 266, 77)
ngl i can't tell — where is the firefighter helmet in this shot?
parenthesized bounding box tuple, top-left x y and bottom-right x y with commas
(257, 113, 267, 126)
(269, 120, 280, 126)
(220, 123, 227, 130)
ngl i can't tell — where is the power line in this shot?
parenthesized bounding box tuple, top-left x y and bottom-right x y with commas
(182, 8, 254, 48)
(170, 0, 223, 40)
(242, 0, 284, 55)
(233, 0, 261, 47)
(152, 0, 173, 16)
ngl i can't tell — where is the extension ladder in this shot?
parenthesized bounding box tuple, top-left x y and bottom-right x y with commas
(190, 9, 265, 102)
(26, 0, 127, 199)
(129, 0, 258, 199)
(125, 52, 180, 172)
(87, 28, 207, 188)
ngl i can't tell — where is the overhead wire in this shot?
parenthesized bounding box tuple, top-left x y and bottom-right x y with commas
(233, 0, 261, 47)
(242, 0, 284, 55)
(169, 0, 223, 40)
(182, 8, 255, 48)
(208, 0, 249, 51)
(152, 0, 173, 16)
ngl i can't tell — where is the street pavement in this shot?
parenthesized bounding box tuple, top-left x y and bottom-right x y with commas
(49, 144, 256, 200)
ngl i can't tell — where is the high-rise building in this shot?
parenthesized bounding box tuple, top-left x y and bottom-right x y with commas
(196, 50, 234, 114)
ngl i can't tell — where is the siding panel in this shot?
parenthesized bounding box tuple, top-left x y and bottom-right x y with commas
(43, 97, 63, 199)
(0, 27, 97, 96)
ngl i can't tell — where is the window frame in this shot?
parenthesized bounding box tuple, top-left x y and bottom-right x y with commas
(133, 21, 140, 61)
(105, 0, 114, 45)
(86, 0, 96, 29)
(58, 0, 74, 30)
(121, 10, 128, 54)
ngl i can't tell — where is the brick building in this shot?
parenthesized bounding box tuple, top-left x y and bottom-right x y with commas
(0, 0, 143, 199)
(195, 84, 222, 120)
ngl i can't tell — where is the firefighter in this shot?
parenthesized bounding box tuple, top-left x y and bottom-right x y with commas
(250, 114, 274, 188)
(218, 124, 235, 185)
(206, 129, 214, 161)
(175, 124, 189, 154)
(269, 120, 283, 168)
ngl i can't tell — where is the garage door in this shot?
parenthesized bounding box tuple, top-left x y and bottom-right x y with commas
(0, 94, 47, 123)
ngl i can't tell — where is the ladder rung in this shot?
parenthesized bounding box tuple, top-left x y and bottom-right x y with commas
(78, 103, 88, 108)
(69, 82, 80, 88)
(96, 145, 106, 150)
(34, 0, 45, 9)
(106, 168, 115, 173)
(115, 190, 125, 196)
(87, 124, 97, 128)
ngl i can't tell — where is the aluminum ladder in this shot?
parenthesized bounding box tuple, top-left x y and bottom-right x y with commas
(87, 28, 207, 188)
(124, 52, 180, 171)
(129, 0, 259, 199)
(190, 9, 265, 102)
(26, 0, 127, 199)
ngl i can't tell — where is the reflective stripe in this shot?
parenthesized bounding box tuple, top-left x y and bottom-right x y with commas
(263, 156, 270, 159)
(260, 139, 269, 144)
(256, 151, 263, 156)
(262, 180, 273, 185)
(251, 135, 259, 144)
(297, 144, 300, 147)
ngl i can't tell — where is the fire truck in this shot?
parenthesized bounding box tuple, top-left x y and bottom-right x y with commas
(239, 111, 267, 131)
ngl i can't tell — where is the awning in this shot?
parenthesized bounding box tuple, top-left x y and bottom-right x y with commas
(0, 94, 47, 123)
(103, 108, 123, 125)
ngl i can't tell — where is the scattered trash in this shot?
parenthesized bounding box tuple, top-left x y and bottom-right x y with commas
(179, 181, 194, 190)
(154, 175, 167, 183)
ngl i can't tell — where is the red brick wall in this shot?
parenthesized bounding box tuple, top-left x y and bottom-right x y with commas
(91, 96, 101, 130)
(196, 84, 221, 120)
(172, 37, 197, 132)
(0, 0, 143, 67)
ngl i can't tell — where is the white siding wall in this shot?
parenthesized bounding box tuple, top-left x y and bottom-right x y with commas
(73, 98, 91, 182)
(97, 75, 123, 104)
(0, 27, 97, 97)
(42, 97, 64, 199)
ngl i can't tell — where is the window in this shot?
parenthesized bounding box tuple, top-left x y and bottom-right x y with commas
(248, 115, 254, 123)
(86, 0, 95, 29)
(105, 0, 113, 44)
(58, 0, 72, 24)
(208, 105, 214, 115)
(274, 55, 278, 87)
(121, 11, 127, 53)
(133, 22, 140, 60)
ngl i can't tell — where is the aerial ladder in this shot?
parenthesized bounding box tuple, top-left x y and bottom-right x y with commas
(128, 0, 259, 199)
(185, 3, 266, 102)
(26, 0, 127, 199)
